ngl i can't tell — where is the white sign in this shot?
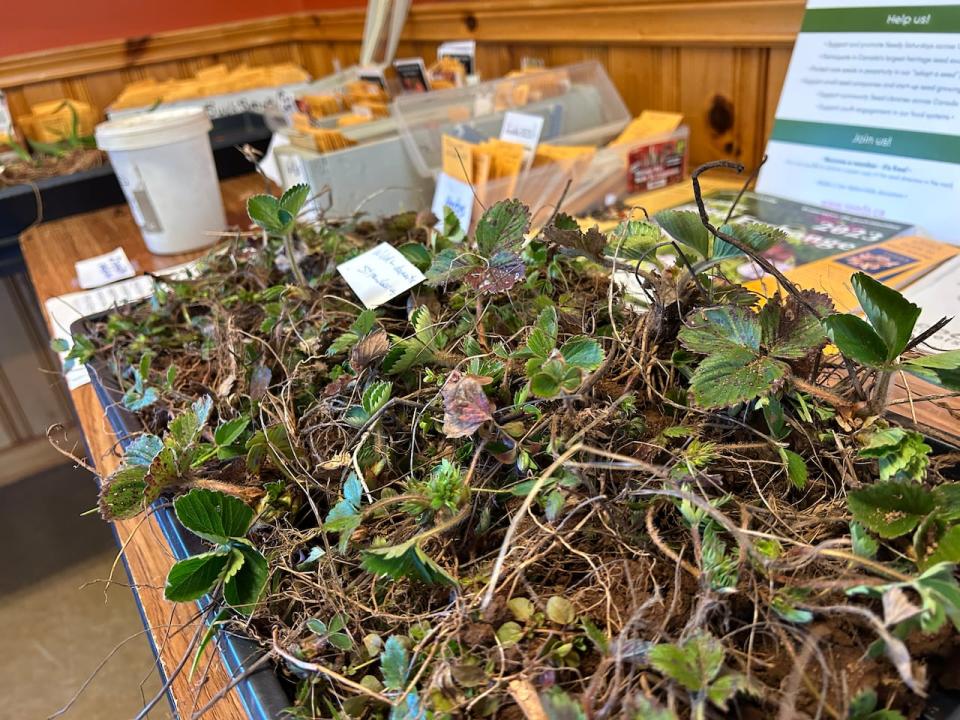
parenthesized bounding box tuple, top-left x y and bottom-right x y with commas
(74, 248, 136, 289)
(431, 172, 475, 232)
(758, 0, 960, 243)
(337, 243, 425, 309)
(499, 111, 545, 151)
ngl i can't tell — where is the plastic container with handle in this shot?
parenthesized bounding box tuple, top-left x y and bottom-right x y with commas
(95, 108, 226, 255)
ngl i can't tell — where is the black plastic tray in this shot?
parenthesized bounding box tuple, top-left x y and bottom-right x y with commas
(73, 310, 290, 720)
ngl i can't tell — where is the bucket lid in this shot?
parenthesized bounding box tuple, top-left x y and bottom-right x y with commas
(95, 107, 212, 151)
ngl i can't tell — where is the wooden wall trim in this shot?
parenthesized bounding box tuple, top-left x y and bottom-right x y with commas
(0, 0, 804, 88)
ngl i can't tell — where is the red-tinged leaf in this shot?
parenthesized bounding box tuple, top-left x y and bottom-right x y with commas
(323, 375, 352, 398)
(463, 251, 525, 295)
(441, 371, 495, 439)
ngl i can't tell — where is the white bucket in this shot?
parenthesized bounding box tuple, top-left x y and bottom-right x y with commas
(95, 108, 226, 255)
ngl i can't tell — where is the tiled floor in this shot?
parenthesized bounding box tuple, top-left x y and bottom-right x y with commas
(0, 462, 172, 719)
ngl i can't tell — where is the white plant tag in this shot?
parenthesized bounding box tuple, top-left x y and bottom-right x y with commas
(499, 111, 544, 151)
(337, 242, 425, 309)
(74, 247, 136, 289)
(431, 172, 474, 233)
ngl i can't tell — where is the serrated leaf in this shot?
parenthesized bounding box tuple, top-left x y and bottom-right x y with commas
(463, 250, 526, 294)
(655, 209, 710, 258)
(688, 347, 787, 409)
(760, 292, 831, 359)
(903, 350, 960, 391)
(559, 337, 605, 371)
(247, 194, 282, 233)
(475, 199, 530, 256)
(779, 448, 808, 489)
(424, 247, 481, 287)
(164, 551, 230, 602)
(190, 608, 230, 679)
(822, 314, 889, 367)
(143, 446, 182, 503)
(540, 687, 586, 720)
(168, 395, 214, 450)
(606, 219, 662, 261)
(441, 371, 495, 439)
(361, 540, 456, 585)
(922, 525, 960, 569)
(223, 543, 268, 614)
(705, 673, 748, 710)
(544, 213, 606, 258)
(679, 307, 761, 354)
(530, 372, 561, 399)
(362, 381, 392, 417)
(527, 306, 558, 358)
(98, 465, 148, 520)
(397, 242, 432, 272)
(852, 272, 921, 360)
(214, 418, 250, 447)
(847, 481, 935, 538)
(123, 386, 158, 411)
(125, 434, 164, 467)
(380, 636, 409, 690)
(279, 183, 310, 216)
(716, 222, 784, 257)
(851, 521, 879, 559)
(174, 488, 255, 544)
(649, 632, 725, 692)
(546, 596, 576, 625)
(350, 328, 390, 371)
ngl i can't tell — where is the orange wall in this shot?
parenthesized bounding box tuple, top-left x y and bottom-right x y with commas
(2, 0, 371, 58)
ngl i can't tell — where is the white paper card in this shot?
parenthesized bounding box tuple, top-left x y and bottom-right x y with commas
(47, 260, 200, 389)
(75, 248, 136, 289)
(431, 172, 474, 232)
(905, 255, 960, 351)
(499, 111, 545, 151)
(337, 243, 425, 309)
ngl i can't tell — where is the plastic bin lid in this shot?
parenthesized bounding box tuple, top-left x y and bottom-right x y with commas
(95, 107, 212, 151)
(393, 60, 631, 178)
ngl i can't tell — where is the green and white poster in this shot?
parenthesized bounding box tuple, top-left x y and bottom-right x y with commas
(758, 1, 960, 243)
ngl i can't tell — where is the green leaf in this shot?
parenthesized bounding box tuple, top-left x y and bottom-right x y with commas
(168, 396, 214, 450)
(648, 631, 725, 692)
(362, 381, 392, 417)
(687, 347, 787, 409)
(527, 306, 558, 358)
(507, 597, 535, 622)
(847, 481, 935, 538)
(397, 243, 432, 272)
(779, 448, 808, 490)
(530, 372, 561, 399)
(859, 427, 931, 482)
(424, 247, 480, 287)
(174, 488, 255, 544)
(50, 338, 70, 353)
(475, 199, 530, 256)
(655, 209, 710, 258)
(496, 621, 523, 648)
(98, 465, 148, 520)
(143, 446, 183, 503)
(559, 337, 605, 371)
(164, 551, 231, 602)
(546, 596, 576, 625)
(679, 307, 761, 354)
(222, 543, 268, 613)
(852, 272, 921, 360)
(380, 636, 409, 690)
(760, 292, 831, 359)
(716, 222, 784, 257)
(214, 418, 250, 448)
(125, 434, 164, 467)
(770, 593, 813, 624)
(822, 314, 889, 367)
(851, 522, 879, 559)
(247, 194, 282, 233)
(903, 350, 960, 391)
(190, 608, 231, 679)
(441, 206, 466, 243)
(280, 183, 310, 216)
(123, 386, 158, 411)
(705, 673, 748, 710)
(361, 539, 456, 585)
(540, 687, 587, 720)
(923, 525, 960, 568)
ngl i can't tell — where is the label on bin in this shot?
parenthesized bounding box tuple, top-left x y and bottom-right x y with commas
(499, 111, 544, 151)
(337, 243, 426, 309)
(432, 172, 475, 233)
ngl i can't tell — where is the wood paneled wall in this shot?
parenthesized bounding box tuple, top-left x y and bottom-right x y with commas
(1, 0, 805, 169)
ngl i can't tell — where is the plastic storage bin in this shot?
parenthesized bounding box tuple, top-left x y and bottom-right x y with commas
(276, 61, 633, 220)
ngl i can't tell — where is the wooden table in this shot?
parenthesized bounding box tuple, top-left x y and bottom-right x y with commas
(19, 173, 960, 720)
(21, 173, 265, 720)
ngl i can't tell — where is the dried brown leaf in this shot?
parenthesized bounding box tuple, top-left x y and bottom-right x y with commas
(441, 371, 495, 439)
(351, 329, 389, 371)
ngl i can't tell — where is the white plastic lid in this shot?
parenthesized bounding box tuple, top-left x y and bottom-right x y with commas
(95, 107, 212, 151)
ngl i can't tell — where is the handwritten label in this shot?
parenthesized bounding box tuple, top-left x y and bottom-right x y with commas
(75, 248, 136, 289)
(431, 172, 475, 233)
(337, 243, 426, 309)
(499, 111, 544, 151)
